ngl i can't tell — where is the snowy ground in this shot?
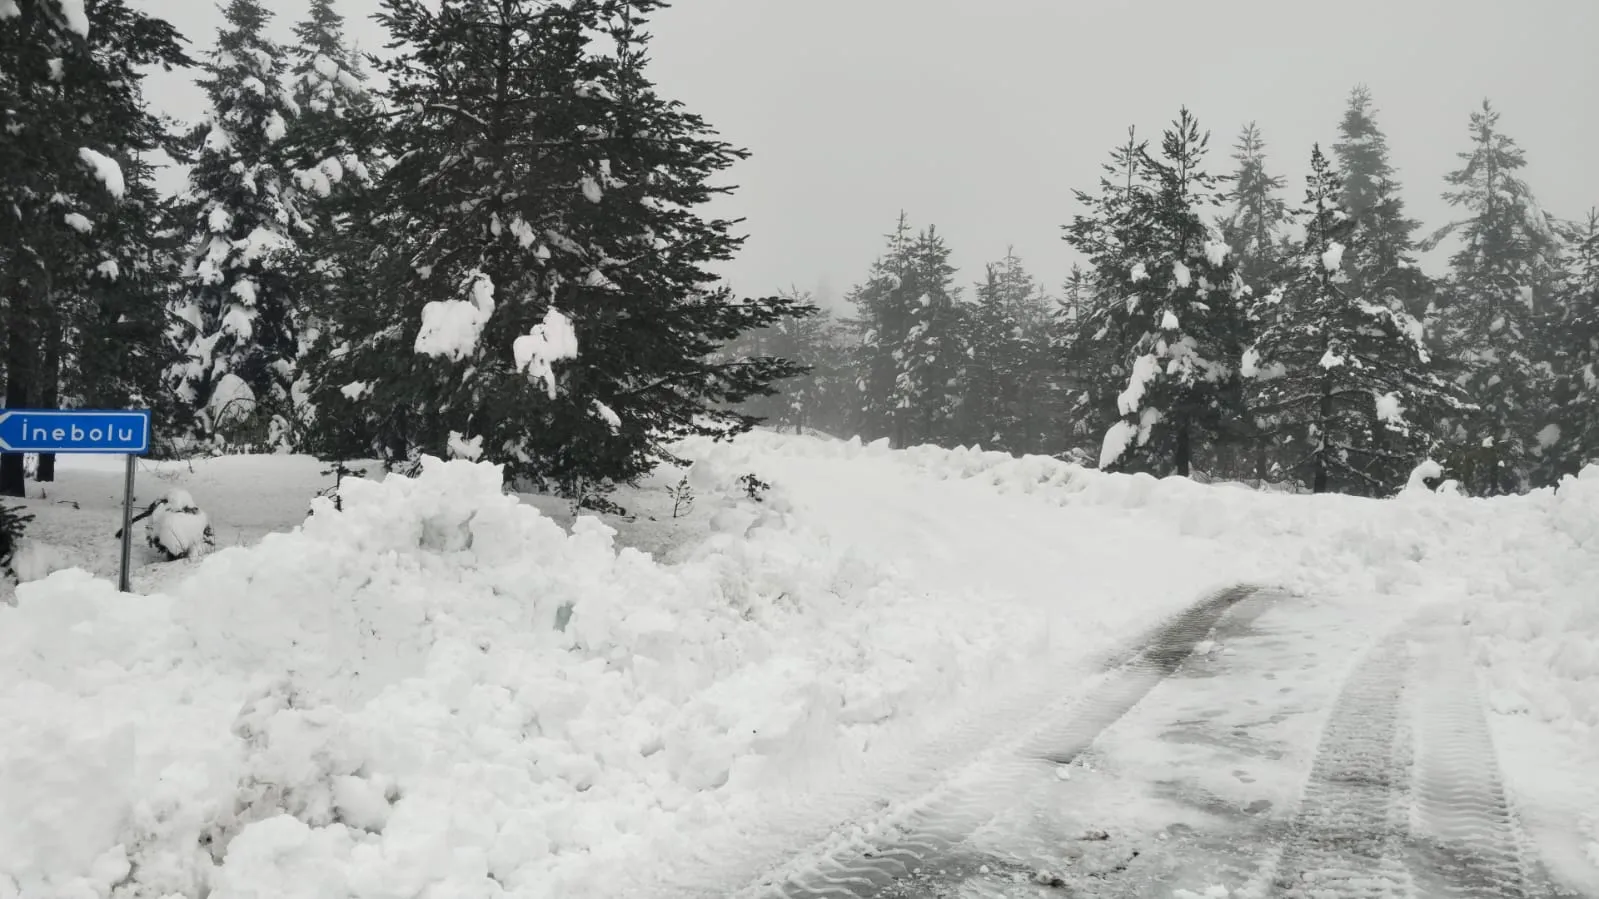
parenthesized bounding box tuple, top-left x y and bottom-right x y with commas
(1, 431, 1596, 898)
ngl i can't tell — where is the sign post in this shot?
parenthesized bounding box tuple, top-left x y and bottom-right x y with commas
(0, 409, 153, 592)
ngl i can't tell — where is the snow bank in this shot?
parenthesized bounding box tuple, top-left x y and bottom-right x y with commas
(0, 453, 1013, 898)
(825, 435, 1599, 746)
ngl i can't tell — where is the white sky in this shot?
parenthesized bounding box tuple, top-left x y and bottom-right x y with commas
(143, 0, 1599, 311)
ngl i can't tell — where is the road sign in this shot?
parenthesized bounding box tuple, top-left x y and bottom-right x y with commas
(0, 408, 150, 454)
(0, 408, 153, 592)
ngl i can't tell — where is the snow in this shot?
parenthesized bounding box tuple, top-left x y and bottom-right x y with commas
(339, 381, 369, 401)
(415, 272, 496, 361)
(1100, 420, 1137, 469)
(1161, 310, 1180, 331)
(1321, 240, 1345, 273)
(63, 212, 92, 233)
(265, 112, 288, 143)
(1375, 391, 1407, 431)
(1239, 346, 1287, 381)
(1117, 354, 1160, 417)
(580, 175, 603, 204)
(3, 433, 1599, 896)
(54, 0, 88, 36)
(1172, 260, 1191, 288)
(77, 148, 124, 199)
(236, 227, 294, 267)
(208, 372, 256, 427)
(1537, 423, 1562, 450)
(1204, 240, 1230, 267)
(447, 431, 485, 461)
(512, 308, 580, 400)
(148, 489, 213, 560)
(95, 259, 119, 280)
(593, 400, 621, 433)
(0, 0, 19, 20)
(1130, 262, 1149, 283)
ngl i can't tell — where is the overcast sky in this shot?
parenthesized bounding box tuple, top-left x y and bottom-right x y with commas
(144, 0, 1599, 311)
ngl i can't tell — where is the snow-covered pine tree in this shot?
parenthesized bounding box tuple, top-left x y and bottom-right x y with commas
(715, 288, 846, 434)
(1, 0, 190, 495)
(63, 157, 190, 450)
(315, 0, 806, 494)
(1068, 109, 1247, 477)
(961, 249, 1052, 452)
(900, 225, 967, 446)
(845, 214, 965, 447)
(168, 0, 309, 450)
(1332, 86, 1431, 319)
(1218, 122, 1294, 481)
(1245, 146, 1461, 495)
(1052, 263, 1115, 460)
(1425, 100, 1564, 494)
(1221, 123, 1291, 295)
(1060, 129, 1148, 464)
(845, 213, 916, 442)
(282, 0, 381, 452)
(1544, 209, 1599, 478)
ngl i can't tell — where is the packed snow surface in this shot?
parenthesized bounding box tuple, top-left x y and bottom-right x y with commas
(2, 431, 1597, 897)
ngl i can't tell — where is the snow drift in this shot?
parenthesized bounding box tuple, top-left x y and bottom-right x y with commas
(0, 450, 1032, 898)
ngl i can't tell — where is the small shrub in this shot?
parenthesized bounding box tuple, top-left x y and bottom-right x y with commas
(666, 473, 695, 518)
(1, 503, 35, 581)
(737, 473, 771, 502)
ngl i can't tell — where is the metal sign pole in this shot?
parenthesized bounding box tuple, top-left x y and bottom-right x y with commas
(119, 453, 136, 593)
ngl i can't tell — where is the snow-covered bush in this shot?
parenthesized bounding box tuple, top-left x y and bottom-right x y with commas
(145, 489, 216, 561)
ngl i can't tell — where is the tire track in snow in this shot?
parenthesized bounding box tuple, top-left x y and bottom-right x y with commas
(739, 584, 1264, 899)
(1403, 618, 1546, 899)
(1269, 632, 1416, 898)
(1269, 611, 1571, 899)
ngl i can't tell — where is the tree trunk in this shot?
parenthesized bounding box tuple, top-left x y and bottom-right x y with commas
(1174, 419, 1192, 477)
(36, 318, 62, 482)
(1313, 385, 1334, 494)
(1, 301, 35, 498)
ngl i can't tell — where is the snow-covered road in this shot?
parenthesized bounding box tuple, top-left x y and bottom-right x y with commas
(740, 586, 1591, 899)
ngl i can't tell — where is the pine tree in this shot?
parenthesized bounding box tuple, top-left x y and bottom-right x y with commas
(1546, 209, 1599, 478)
(1245, 146, 1461, 495)
(168, 0, 309, 449)
(846, 215, 965, 447)
(314, 0, 805, 494)
(1066, 110, 1247, 477)
(1218, 122, 1294, 481)
(1, 0, 190, 495)
(1060, 129, 1147, 464)
(1221, 123, 1291, 295)
(282, 0, 381, 453)
(1332, 86, 1431, 319)
(716, 288, 841, 434)
(1426, 100, 1564, 494)
(961, 249, 1051, 452)
(1053, 263, 1114, 460)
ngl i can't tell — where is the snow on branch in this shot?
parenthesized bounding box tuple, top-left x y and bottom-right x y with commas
(78, 148, 125, 198)
(416, 271, 496, 361)
(513, 308, 579, 400)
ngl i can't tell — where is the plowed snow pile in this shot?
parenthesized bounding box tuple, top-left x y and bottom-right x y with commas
(2, 430, 1597, 897)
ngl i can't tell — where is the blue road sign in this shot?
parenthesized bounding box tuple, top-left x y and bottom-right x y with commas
(0, 409, 151, 454)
